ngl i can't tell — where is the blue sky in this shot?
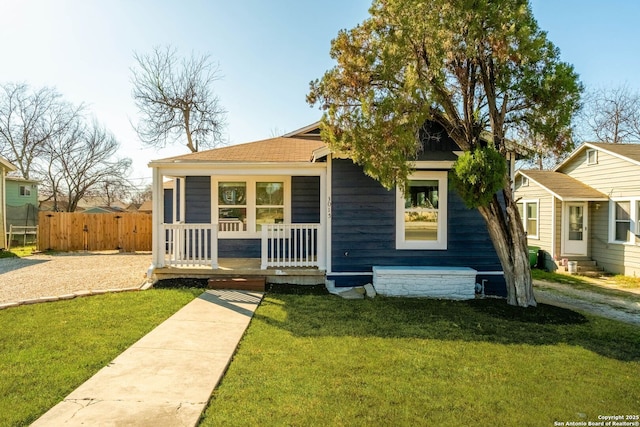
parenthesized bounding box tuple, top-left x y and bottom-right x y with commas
(1, 0, 639, 186)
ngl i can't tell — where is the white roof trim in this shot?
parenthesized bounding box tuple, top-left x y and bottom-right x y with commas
(283, 121, 322, 138)
(311, 145, 331, 162)
(554, 142, 640, 171)
(583, 142, 640, 167)
(0, 156, 16, 172)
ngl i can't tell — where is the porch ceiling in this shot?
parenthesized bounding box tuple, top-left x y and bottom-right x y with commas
(519, 170, 608, 201)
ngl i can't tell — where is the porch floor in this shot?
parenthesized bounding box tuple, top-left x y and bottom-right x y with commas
(153, 258, 326, 285)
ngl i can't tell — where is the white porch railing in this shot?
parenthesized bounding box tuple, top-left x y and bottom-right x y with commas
(261, 223, 321, 269)
(163, 223, 218, 268)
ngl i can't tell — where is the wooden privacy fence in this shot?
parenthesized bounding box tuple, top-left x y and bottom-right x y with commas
(38, 212, 152, 252)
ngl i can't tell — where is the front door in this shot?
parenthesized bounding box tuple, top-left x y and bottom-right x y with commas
(563, 202, 588, 256)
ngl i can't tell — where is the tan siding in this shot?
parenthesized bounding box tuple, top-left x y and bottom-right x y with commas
(514, 178, 553, 257)
(561, 149, 640, 198)
(562, 149, 640, 275)
(624, 245, 640, 277)
(589, 201, 621, 272)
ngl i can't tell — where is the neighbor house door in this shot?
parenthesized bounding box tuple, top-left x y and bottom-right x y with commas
(562, 202, 588, 256)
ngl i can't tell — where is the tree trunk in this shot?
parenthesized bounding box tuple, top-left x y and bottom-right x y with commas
(477, 187, 537, 307)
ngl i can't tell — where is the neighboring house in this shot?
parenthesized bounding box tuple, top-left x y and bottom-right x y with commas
(0, 157, 18, 249)
(77, 197, 128, 212)
(136, 200, 153, 214)
(5, 176, 39, 228)
(82, 206, 126, 214)
(148, 122, 509, 298)
(514, 142, 640, 277)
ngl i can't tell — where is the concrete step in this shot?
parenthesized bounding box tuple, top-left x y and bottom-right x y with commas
(208, 277, 266, 291)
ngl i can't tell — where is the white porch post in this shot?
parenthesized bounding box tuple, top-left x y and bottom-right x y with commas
(151, 167, 165, 268)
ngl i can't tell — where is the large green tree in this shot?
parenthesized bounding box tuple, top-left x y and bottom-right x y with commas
(308, 0, 582, 307)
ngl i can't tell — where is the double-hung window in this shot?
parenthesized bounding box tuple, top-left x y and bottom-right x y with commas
(256, 182, 284, 231)
(19, 185, 31, 196)
(396, 171, 447, 250)
(610, 199, 637, 244)
(214, 177, 290, 237)
(218, 182, 248, 232)
(517, 200, 539, 239)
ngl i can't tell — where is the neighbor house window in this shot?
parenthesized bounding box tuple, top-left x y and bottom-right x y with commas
(637, 201, 640, 241)
(19, 185, 31, 196)
(396, 171, 447, 250)
(520, 176, 529, 187)
(214, 177, 290, 237)
(587, 149, 598, 165)
(517, 200, 539, 239)
(610, 200, 640, 244)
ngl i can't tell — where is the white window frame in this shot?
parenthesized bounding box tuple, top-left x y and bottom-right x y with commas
(609, 198, 639, 245)
(518, 199, 539, 239)
(212, 176, 291, 238)
(19, 185, 31, 196)
(395, 171, 447, 250)
(520, 176, 529, 187)
(586, 149, 598, 165)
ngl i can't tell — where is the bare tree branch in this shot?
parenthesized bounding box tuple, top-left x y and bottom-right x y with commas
(130, 45, 227, 152)
(0, 83, 84, 179)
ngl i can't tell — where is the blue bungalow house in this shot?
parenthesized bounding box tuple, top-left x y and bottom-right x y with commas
(148, 122, 507, 298)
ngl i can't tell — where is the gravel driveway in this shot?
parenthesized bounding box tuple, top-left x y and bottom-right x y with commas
(0, 252, 152, 304)
(2, 252, 639, 327)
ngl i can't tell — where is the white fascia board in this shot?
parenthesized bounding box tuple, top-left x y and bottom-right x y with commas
(152, 162, 327, 177)
(561, 196, 609, 202)
(283, 121, 322, 137)
(413, 160, 455, 169)
(312, 146, 331, 161)
(553, 143, 586, 172)
(0, 156, 16, 172)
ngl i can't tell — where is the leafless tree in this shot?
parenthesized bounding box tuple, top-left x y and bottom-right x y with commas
(580, 84, 640, 143)
(41, 119, 132, 212)
(0, 82, 84, 179)
(131, 45, 226, 152)
(130, 184, 153, 205)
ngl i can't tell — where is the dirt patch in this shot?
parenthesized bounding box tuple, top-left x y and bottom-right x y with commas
(0, 252, 152, 304)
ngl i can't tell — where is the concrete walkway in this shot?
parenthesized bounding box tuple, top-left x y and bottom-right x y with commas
(32, 290, 263, 427)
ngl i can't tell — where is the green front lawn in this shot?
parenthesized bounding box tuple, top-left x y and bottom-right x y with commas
(1, 285, 638, 426)
(201, 294, 640, 426)
(0, 289, 201, 426)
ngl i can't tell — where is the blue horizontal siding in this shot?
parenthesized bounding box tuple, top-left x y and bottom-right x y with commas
(185, 176, 211, 223)
(292, 176, 320, 223)
(218, 239, 261, 258)
(330, 159, 503, 282)
(163, 189, 173, 223)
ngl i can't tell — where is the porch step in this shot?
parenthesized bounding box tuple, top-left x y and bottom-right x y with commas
(564, 258, 607, 277)
(208, 277, 266, 291)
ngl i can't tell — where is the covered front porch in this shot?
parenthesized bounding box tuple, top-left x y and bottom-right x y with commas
(148, 160, 328, 284)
